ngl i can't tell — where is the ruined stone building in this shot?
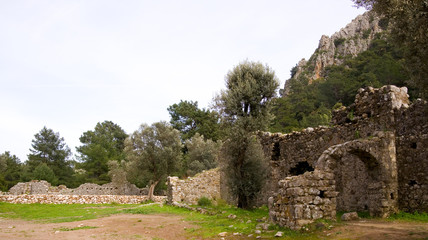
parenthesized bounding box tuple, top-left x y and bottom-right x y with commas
(258, 85, 427, 229)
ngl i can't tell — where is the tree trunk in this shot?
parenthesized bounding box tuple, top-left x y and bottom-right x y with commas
(148, 180, 160, 201)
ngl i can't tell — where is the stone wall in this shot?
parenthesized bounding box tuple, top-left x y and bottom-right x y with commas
(268, 170, 337, 230)
(8, 180, 147, 196)
(167, 168, 220, 205)
(395, 99, 428, 212)
(0, 194, 165, 204)
(262, 85, 427, 229)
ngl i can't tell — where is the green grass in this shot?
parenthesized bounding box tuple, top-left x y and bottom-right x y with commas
(0, 202, 139, 223)
(0, 202, 324, 239)
(389, 211, 428, 222)
(124, 204, 319, 239)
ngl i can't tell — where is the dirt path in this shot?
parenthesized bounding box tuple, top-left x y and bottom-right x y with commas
(0, 214, 198, 240)
(1, 214, 427, 239)
(323, 219, 428, 240)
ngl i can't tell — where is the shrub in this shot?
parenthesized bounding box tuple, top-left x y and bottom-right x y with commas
(198, 196, 212, 206)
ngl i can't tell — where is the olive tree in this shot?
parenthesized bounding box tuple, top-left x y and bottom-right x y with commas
(214, 60, 279, 208)
(124, 121, 182, 200)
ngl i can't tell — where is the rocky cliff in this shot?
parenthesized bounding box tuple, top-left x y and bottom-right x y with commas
(283, 11, 385, 95)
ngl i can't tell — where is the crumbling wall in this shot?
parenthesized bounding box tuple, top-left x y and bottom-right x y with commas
(8, 180, 146, 196)
(268, 170, 337, 230)
(395, 99, 428, 212)
(0, 194, 165, 204)
(167, 168, 220, 205)
(265, 85, 426, 229)
(269, 131, 398, 229)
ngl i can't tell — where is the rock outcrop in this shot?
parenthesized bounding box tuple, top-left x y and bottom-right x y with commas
(284, 11, 384, 95)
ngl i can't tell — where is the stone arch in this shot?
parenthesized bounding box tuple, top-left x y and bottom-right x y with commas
(315, 132, 398, 217)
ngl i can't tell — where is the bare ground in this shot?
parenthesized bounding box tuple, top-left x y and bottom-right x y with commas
(0, 214, 198, 240)
(0, 215, 427, 239)
(322, 219, 428, 240)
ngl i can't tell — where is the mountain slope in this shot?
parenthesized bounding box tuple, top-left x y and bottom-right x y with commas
(270, 11, 410, 133)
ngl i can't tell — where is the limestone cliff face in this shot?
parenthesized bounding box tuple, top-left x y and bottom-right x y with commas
(283, 11, 384, 95)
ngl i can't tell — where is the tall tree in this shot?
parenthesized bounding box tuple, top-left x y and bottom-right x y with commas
(27, 127, 73, 186)
(214, 60, 279, 208)
(76, 121, 128, 184)
(0, 152, 23, 191)
(125, 121, 182, 200)
(353, 0, 428, 98)
(168, 100, 220, 141)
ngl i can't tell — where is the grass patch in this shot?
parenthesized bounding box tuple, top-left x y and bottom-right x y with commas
(389, 211, 428, 222)
(0, 202, 139, 223)
(0, 202, 325, 239)
(55, 226, 98, 231)
(125, 204, 319, 239)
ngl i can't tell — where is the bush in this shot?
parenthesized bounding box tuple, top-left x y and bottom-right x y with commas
(197, 196, 212, 206)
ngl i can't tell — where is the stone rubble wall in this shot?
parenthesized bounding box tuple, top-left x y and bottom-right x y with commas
(395, 99, 428, 212)
(8, 180, 147, 196)
(268, 170, 337, 230)
(0, 194, 165, 204)
(262, 85, 427, 229)
(167, 168, 220, 205)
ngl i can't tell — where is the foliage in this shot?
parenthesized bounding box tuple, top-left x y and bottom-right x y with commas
(197, 196, 212, 206)
(76, 121, 128, 184)
(271, 37, 410, 133)
(33, 163, 57, 184)
(185, 133, 221, 176)
(125, 121, 182, 199)
(27, 126, 73, 186)
(214, 60, 279, 209)
(107, 160, 128, 185)
(353, 0, 428, 98)
(168, 100, 220, 142)
(0, 152, 22, 191)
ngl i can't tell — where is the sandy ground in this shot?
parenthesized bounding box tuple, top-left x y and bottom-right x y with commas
(322, 219, 428, 240)
(0, 214, 427, 239)
(0, 214, 198, 240)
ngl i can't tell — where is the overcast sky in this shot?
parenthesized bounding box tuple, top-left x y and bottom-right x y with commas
(0, 0, 365, 162)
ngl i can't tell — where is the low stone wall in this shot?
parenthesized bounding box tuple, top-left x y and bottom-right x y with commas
(268, 170, 337, 230)
(167, 168, 220, 205)
(8, 180, 146, 196)
(0, 194, 166, 204)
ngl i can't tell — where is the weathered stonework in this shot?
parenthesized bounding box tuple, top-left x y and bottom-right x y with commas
(0, 194, 165, 204)
(262, 85, 427, 229)
(167, 168, 220, 205)
(8, 180, 147, 196)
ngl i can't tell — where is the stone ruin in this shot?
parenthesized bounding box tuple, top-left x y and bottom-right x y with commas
(167, 168, 220, 205)
(7, 180, 147, 196)
(1, 85, 426, 230)
(258, 85, 427, 229)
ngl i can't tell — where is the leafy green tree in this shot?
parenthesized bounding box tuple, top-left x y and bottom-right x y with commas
(0, 152, 23, 191)
(27, 127, 73, 186)
(353, 0, 428, 98)
(168, 100, 220, 141)
(185, 133, 222, 176)
(76, 121, 128, 184)
(125, 121, 182, 200)
(214, 60, 279, 208)
(33, 163, 57, 184)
